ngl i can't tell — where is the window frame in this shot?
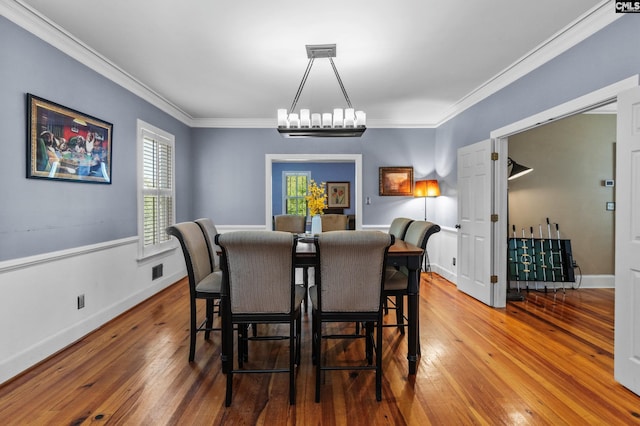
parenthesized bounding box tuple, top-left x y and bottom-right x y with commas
(136, 119, 176, 260)
(282, 171, 310, 216)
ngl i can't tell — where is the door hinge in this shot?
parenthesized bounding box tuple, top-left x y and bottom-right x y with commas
(490, 275, 498, 284)
(491, 214, 499, 222)
(491, 152, 499, 161)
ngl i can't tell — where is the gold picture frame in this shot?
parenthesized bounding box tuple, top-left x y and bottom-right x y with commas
(379, 167, 413, 196)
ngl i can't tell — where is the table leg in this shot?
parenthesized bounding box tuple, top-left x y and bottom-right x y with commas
(406, 262, 421, 375)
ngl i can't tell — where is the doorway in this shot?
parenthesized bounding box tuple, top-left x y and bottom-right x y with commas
(507, 112, 616, 291)
(264, 154, 363, 230)
(488, 76, 638, 308)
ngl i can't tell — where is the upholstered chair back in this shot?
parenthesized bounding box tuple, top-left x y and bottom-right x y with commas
(195, 217, 220, 271)
(321, 214, 349, 232)
(316, 231, 392, 312)
(167, 222, 213, 285)
(217, 231, 296, 314)
(274, 214, 306, 233)
(388, 217, 413, 240)
(400, 221, 441, 274)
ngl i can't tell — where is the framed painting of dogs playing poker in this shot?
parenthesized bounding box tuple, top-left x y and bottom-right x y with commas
(27, 94, 113, 184)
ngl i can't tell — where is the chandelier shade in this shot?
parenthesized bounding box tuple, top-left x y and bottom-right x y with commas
(277, 44, 366, 138)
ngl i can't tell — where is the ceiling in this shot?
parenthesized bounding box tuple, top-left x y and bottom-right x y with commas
(10, 0, 611, 127)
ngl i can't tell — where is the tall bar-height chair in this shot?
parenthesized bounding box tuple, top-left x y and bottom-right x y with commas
(194, 217, 224, 332)
(273, 214, 306, 234)
(273, 214, 310, 311)
(194, 217, 221, 272)
(167, 222, 223, 362)
(384, 221, 441, 335)
(310, 231, 393, 402)
(382, 217, 414, 315)
(388, 217, 413, 240)
(320, 214, 349, 232)
(216, 231, 304, 406)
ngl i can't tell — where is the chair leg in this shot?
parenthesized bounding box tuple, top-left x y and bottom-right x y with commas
(303, 267, 309, 312)
(314, 314, 322, 403)
(365, 322, 374, 365)
(189, 299, 197, 362)
(376, 319, 383, 402)
(225, 368, 233, 407)
(295, 314, 302, 365)
(395, 295, 405, 335)
(205, 299, 214, 340)
(225, 320, 234, 406)
(289, 319, 296, 405)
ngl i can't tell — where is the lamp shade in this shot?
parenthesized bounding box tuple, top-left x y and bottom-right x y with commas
(414, 179, 440, 197)
(508, 158, 533, 180)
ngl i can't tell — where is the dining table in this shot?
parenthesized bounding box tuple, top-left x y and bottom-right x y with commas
(295, 235, 424, 375)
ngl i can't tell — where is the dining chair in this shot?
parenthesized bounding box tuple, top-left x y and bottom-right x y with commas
(321, 214, 349, 232)
(310, 230, 393, 402)
(166, 222, 223, 362)
(384, 221, 441, 335)
(194, 217, 221, 272)
(215, 230, 304, 406)
(382, 217, 414, 315)
(273, 214, 310, 311)
(388, 217, 413, 240)
(273, 214, 306, 234)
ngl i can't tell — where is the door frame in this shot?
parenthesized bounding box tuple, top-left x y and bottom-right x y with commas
(489, 75, 639, 307)
(265, 154, 363, 230)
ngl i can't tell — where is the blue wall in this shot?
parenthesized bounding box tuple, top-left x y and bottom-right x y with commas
(190, 128, 436, 226)
(271, 162, 356, 215)
(0, 17, 193, 261)
(3, 12, 640, 260)
(431, 13, 640, 228)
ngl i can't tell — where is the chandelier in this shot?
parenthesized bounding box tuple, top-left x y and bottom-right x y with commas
(277, 44, 366, 138)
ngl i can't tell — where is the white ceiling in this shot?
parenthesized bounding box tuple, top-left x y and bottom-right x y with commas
(9, 0, 612, 127)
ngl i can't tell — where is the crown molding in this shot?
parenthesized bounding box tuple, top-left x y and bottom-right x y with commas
(2, 0, 618, 129)
(434, 0, 620, 126)
(2, 0, 195, 126)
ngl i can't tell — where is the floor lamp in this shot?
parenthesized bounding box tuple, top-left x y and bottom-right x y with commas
(414, 179, 440, 272)
(507, 157, 533, 301)
(414, 179, 440, 221)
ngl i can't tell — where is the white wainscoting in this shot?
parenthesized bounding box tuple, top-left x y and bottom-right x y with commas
(0, 224, 611, 384)
(0, 238, 185, 385)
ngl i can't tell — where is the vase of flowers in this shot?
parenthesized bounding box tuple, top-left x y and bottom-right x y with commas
(306, 179, 327, 234)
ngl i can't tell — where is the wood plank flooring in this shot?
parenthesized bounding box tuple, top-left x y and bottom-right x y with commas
(1, 274, 639, 425)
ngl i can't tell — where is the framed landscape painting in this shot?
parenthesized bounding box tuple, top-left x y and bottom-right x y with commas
(326, 181, 350, 208)
(379, 167, 413, 196)
(27, 94, 113, 184)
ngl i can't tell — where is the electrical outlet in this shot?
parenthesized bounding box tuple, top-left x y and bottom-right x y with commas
(77, 294, 85, 309)
(452, 257, 456, 266)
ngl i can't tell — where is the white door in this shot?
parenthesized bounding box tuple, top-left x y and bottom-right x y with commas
(615, 86, 640, 395)
(457, 139, 494, 306)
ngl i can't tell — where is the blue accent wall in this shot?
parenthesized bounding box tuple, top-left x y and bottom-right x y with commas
(271, 162, 356, 215)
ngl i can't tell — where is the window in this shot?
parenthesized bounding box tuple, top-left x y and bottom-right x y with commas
(137, 120, 175, 258)
(282, 172, 310, 215)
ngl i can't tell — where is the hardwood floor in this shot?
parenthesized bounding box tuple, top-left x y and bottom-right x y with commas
(1, 274, 639, 425)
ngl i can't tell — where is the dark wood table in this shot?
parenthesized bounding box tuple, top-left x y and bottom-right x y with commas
(295, 237, 424, 375)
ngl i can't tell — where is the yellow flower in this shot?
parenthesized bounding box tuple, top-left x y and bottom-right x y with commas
(305, 179, 327, 216)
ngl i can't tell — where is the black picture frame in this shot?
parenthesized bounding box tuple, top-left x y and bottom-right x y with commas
(27, 93, 113, 184)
